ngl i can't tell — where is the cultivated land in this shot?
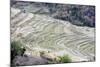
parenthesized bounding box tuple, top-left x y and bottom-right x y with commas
(11, 7, 95, 65)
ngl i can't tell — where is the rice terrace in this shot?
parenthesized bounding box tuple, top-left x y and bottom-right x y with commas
(11, 1, 95, 66)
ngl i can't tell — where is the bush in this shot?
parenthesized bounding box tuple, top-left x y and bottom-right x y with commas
(59, 55, 72, 63)
(11, 41, 26, 63)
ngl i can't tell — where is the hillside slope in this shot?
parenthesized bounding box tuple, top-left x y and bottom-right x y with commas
(11, 7, 95, 63)
(11, 1, 95, 27)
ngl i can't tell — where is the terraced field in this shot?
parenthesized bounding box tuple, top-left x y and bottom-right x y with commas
(11, 8, 95, 62)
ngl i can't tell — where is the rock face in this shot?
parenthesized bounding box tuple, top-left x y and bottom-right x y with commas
(11, 1, 95, 66)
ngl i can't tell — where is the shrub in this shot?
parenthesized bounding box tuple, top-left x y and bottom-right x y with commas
(59, 55, 72, 63)
(11, 41, 26, 63)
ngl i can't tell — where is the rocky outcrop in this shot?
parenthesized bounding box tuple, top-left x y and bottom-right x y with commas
(12, 51, 61, 66)
(12, 55, 49, 66)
